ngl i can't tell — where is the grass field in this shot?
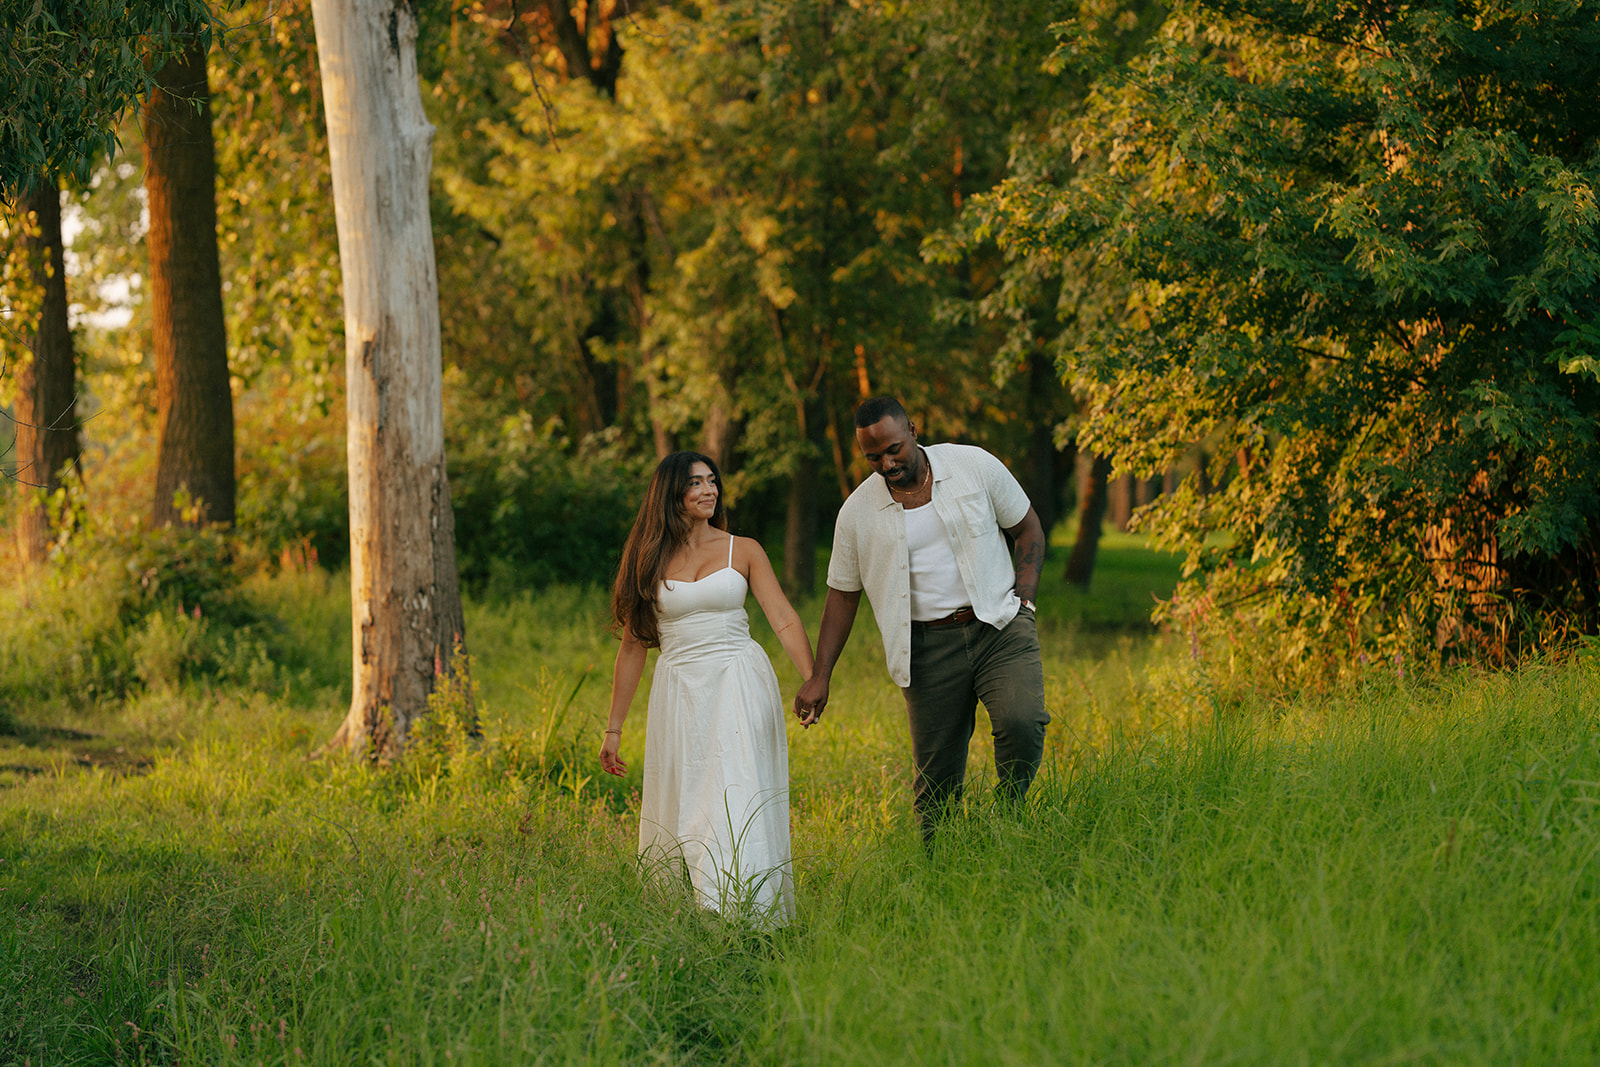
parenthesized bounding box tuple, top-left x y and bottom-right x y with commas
(3, 537, 1599, 1064)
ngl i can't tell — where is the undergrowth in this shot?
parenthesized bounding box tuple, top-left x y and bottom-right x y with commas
(3, 556, 1598, 1064)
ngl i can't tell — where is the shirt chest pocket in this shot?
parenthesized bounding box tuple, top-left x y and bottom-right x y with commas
(955, 492, 996, 539)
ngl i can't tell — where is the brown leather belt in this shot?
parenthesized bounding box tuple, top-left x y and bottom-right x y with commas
(914, 606, 977, 628)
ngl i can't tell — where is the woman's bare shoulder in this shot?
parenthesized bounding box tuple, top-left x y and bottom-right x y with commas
(732, 534, 776, 575)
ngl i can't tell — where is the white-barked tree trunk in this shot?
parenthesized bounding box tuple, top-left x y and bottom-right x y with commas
(312, 0, 465, 757)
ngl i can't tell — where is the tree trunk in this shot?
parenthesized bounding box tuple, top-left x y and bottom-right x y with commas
(699, 401, 731, 470)
(145, 36, 235, 527)
(784, 446, 819, 598)
(648, 370, 675, 460)
(1024, 353, 1061, 541)
(1108, 472, 1133, 532)
(540, 0, 623, 97)
(825, 408, 853, 504)
(313, 0, 466, 758)
(12, 176, 80, 567)
(782, 393, 829, 598)
(1065, 452, 1112, 589)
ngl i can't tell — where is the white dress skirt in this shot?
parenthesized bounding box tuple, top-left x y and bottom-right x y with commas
(638, 543, 794, 924)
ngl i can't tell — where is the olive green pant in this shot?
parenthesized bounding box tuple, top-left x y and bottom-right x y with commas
(903, 609, 1048, 838)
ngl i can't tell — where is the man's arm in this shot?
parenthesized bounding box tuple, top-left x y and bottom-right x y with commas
(1004, 506, 1046, 606)
(793, 586, 862, 726)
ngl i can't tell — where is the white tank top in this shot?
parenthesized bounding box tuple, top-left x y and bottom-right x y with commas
(904, 502, 970, 620)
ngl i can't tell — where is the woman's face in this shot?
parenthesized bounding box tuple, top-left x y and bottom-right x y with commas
(681, 462, 719, 522)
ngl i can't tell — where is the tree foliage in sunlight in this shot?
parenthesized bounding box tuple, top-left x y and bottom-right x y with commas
(36, 0, 1597, 668)
(970, 0, 1600, 668)
(430, 0, 1089, 587)
(56, 2, 351, 565)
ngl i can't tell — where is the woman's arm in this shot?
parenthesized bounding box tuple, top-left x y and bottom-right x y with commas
(600, 631, 648, 776)
(740, 536, 817, 685)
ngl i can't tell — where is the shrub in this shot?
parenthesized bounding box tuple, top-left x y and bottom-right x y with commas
(233, 373, 350, 570)
(447, 413, 643, 596)
(400, 644, 603, 806)
(0, 489, 267, 706)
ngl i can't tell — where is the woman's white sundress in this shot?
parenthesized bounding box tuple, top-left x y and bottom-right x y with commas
(639, 536, 795, 924)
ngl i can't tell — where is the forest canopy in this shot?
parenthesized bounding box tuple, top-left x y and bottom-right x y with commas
(5, 0, 1598, 678)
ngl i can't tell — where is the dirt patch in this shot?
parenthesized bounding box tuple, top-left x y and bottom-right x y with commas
(0, 723, 97, 743)
(0, 727, 157, 784)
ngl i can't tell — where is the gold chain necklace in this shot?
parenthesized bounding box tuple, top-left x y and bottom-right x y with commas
(889, 452, 931, 499)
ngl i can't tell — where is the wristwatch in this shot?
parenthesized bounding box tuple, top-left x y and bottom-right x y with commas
(1020, 598, 1036, 613)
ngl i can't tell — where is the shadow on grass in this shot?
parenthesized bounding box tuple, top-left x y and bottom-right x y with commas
(0, 719, 157, 784)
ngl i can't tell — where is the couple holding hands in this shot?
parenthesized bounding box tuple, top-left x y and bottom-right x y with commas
(600, 397, 1051, 924)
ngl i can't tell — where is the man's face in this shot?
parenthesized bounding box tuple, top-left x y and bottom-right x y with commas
(857, 415, 921, 491)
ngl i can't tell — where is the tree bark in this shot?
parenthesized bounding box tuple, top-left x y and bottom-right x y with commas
(313, 0, 466, 758)
(1024, 353, 1062, 541)
(782, 391, 829, 598)
(783, 445, 819, 597)
(699, 401, 731, 470)
(1108, 472, 1133, 532)
(825, 408, 853, 504)
(540, 0, 623, 97)
(145, 36, 235, 527)
(11, 176, 80, 567)
(1065, 452, 1112, 589)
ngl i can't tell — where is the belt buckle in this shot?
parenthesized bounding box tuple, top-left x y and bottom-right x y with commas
(919, 606, 974, 628)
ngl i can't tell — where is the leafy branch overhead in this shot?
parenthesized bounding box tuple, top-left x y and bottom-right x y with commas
(1, 0, 220, 196)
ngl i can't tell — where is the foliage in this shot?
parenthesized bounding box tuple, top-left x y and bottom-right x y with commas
(0, 481, 268, 705)
(0, 0, 219, 195)
(404, 644, 605, 806)
(968, 0, 1600, 669)
(0, 193, 46, 411)
(64, 1, 344, 404)
(403, 643, 482, 777)
(445, 394, 645, 593)
(923, 0, 1164, 400)
(44, 0, 1101, 601)
(429, 0, 1087, 532)
(47, 1, 351, 568)
(232, 368, 351, 568)
(207, 0, 343, 404)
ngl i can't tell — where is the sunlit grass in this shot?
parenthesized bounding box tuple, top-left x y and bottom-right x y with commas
(3, 546, 1598, 1064)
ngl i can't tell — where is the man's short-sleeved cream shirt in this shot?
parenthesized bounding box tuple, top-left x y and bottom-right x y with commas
(826, 442, 1031, 687)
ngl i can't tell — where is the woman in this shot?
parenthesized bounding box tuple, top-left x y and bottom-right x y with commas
(600, 452, 815, 923)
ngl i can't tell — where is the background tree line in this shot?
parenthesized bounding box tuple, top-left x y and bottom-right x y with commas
(3, 0, 1596, 740)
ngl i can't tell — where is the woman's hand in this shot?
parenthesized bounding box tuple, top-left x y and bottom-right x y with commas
(602, 634, 645, 777)
(600, 730, 627, 776)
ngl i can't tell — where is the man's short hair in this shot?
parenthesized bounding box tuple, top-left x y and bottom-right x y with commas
(854, 396, 909, 430)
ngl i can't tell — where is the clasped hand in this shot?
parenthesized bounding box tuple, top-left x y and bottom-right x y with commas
(793, 675, 828, 728)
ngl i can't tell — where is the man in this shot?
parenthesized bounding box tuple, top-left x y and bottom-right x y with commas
(795, 396, 1050, 839)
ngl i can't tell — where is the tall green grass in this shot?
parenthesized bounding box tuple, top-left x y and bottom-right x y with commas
(3, 551, 1598, 1065)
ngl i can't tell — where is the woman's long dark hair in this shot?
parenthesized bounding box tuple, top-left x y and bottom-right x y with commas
(611, 451, 727, 647)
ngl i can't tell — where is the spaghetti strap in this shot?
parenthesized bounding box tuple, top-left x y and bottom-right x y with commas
(727, 533, 736, 568)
